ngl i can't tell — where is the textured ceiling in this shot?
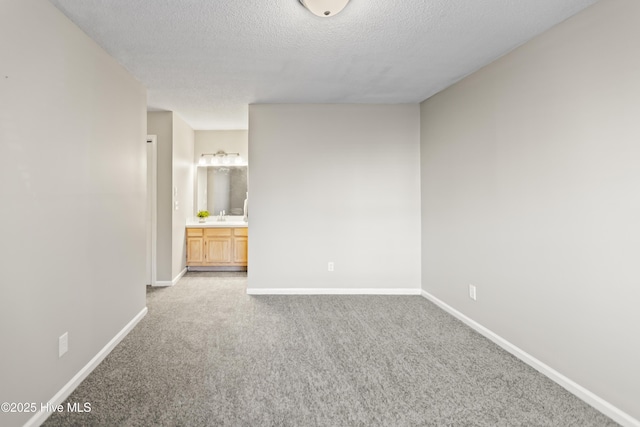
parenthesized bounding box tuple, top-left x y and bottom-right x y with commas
(49, 0, 598, 130)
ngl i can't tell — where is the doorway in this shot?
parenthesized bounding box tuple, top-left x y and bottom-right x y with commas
(146, 135, 157, 286)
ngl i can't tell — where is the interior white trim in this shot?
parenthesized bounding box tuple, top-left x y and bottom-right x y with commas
(146, 135, 157, 287)
(420, 290, 640, 427)
(187, 266, 247, 272)
(24, 307, 148, 427)
(247, 288, 421, 295)
(154, 268, 187, 287)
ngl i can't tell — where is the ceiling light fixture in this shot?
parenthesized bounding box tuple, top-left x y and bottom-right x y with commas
(299, 0, 350, 17)
(199, 150, 246, 167)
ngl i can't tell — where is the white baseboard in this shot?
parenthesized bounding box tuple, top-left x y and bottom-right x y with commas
(24, 307, 148, 427)
(187, 266, 247, 272)
(154, 267, 187, 287)
(247, 288, 422, 295)
(420, 290, 639, 427)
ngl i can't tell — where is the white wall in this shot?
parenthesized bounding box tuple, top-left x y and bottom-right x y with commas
(0, 1, 147, 426)
(147, 112, 173, 282)
(248, 104, 421, 292)
(147, 112, 194, 283)
(194, 130, 248, 162)
(172, 114, 194, 279)
(420, 0, 640, 421)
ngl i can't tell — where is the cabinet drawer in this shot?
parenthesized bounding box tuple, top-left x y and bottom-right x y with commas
(233, 228, 248, 237)
(187, 228, 204, 237)
(204, 228, 232, 237)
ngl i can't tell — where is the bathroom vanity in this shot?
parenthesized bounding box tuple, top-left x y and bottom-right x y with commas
(186, 221, 247, 269)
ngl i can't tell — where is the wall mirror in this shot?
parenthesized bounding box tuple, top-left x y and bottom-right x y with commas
(196, 166, 247, 216)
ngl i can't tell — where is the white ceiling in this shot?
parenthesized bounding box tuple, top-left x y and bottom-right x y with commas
(49, 0, 598, 130)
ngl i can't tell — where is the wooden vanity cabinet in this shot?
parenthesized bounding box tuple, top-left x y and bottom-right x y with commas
(186, 229, 205, 264)
(204, 228, 232, 263)
(186, 227, 247, 268)
(232, 227, 248, 264)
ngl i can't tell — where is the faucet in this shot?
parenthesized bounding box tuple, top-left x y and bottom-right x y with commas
(218, 210, 226, 221)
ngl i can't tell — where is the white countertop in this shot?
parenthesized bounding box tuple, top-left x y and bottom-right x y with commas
(186, 216, 248, 228)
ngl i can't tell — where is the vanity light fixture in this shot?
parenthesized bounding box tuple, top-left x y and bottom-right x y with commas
(199, 150, 246, 167)
(299, 0, 350, 17)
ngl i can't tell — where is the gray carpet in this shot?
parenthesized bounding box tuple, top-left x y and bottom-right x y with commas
(44, 272, 618, 426)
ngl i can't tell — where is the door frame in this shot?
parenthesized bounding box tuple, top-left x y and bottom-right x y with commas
(146, 135, 157, 286)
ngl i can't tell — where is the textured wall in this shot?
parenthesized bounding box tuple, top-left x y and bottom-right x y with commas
(420, 0, 640, 421)
(0, 1, 147, 425)
(248, 104, 421, 292)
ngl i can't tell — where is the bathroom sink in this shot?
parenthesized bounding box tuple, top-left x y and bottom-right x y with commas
(190, 220, 247, 228)
(188, 214, 247, 227)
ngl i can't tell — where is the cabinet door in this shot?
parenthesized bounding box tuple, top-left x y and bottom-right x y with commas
(205, 237, 231, 263)
(187, 237, 204, 264)
(233, 236, 248, 264)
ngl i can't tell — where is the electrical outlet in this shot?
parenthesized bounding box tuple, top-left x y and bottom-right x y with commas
(469, 284, 477, 301)
(328, 262, 334, 272)
(59, 332, 68, 358)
